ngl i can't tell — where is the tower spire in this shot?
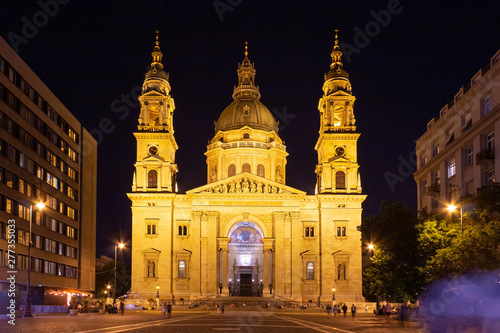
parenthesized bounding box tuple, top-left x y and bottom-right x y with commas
(233, 41, 260, 100)
(330, 29, 344, 72)
(151, 30, 164, 70)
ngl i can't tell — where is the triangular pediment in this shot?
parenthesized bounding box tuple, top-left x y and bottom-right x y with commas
(141, 90, 166, 98)
(328, 156, 351, 163)
(142, 155, 165, 163)
(186, 172, 306, 195)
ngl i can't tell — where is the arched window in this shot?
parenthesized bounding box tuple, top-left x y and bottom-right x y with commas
(148, 170, 158, 188)
(242, 163, 251, 173)
(257, 164, 265, 177)
(306, 262, 314, 280)
(178, 260, 186, 278)
(335, 171, 345, 189)
(228, 164, 236, 177)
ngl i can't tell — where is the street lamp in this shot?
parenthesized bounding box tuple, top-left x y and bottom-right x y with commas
(448, 184, 463, 234)
(447, 204, 463, 234)
(24, 202, 44, 317)
(114, 243, 125, 304)
(368, 244, 374, 250)
(332, 288, 336, 301)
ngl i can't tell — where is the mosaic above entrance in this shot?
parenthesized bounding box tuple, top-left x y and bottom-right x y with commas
(230, 226, 262, 243)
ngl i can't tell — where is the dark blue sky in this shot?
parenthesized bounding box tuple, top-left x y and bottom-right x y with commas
(2, 1, 500, 258)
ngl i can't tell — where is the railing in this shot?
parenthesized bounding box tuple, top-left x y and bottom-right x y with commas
(476, 149, 495, 163)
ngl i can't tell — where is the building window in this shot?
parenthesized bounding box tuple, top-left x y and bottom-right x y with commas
(304, 226, 315, 237)
(432, 142, 440, 157)
(335, 171, 345, 189)
(242, 163, 251, 173)
(148, 170, 158, 188)
(465, 146, 473, 167)
(487, 132, 495, 151)
(243, 133, 250, 139)
(147, 224, 157, 235)
(257, 164, 265, 178)
(178, 260, 186, 278)
(420, 153, 427, 167)
(448, 158, 456, 178)
(228, 164, 235, 177)
(482, 93, 493, 116)
(178, 225, 188, 236)
(486, 169, 495, 185)
(336, 226, 346, 237)
(462, 112, 472, 132)
(306, 262, 314, 280)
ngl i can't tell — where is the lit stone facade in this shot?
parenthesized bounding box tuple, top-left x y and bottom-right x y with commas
(415, 49, 500, 213)
(129, 33, 366, 304)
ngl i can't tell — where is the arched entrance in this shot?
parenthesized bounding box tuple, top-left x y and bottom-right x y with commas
(224, 222, 265, 296)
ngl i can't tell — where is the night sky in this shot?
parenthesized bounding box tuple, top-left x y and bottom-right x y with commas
(1, 1, 500, 261)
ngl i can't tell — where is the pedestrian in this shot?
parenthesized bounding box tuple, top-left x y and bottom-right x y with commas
(333, 304, 338, 317)
(221, 303, 225, 314)
(378, 304, 384, 320)
(351, 304, 356, 318)
(162, 303, 167, 318)
(342, 304, 347, 317)
(384, 303, 391, 322)
(167, 302, 172, 319)
(120, 301, 124, 316)
(216, 303, 220, 314)
(326, 304, 331, 317)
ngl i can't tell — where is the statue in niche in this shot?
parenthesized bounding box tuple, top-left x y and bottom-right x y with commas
(276, 166, 283, 183)
(338, 262, 345, 280)
(235, 181, 242, 193)
(148, 260, 156, 278)
(229, 181, 236, 193)
(210, 166, 217, 183)
(256, 182, 262, 193)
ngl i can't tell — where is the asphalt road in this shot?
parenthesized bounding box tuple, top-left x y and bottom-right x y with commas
(1, 309, 426, 333)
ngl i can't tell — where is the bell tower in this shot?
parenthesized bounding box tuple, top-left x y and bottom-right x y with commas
(315, 30, 361, 194)
(132, 31, 178, 192)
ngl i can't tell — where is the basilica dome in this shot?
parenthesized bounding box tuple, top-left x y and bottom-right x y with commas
(215, 98, 278, 133)
(214, 43, 278, 134)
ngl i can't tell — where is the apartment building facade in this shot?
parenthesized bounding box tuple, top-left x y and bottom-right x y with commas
(415, 49, 500, 213)
(0, 36, 97, 308)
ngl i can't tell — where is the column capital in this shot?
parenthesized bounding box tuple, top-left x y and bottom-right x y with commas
(218, 237, 231, 251)
(261, 238, 274, 251)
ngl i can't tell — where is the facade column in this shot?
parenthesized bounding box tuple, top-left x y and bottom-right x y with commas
(261, 238, 274, 297)
(218, 238, 230, 296)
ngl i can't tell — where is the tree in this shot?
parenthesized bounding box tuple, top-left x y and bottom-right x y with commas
(361, 201, 421, 301)
(95, 260, 130, 299)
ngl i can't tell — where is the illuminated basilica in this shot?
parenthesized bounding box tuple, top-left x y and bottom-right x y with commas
(128, 31, 366, 304)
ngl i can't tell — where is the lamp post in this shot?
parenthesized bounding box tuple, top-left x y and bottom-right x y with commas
(332, 288, 336, 303)
(114, 243, 124, 304)
(447, 184, 463, 234)
(24, 202, 44, 317)
(447, 204, 463, 234)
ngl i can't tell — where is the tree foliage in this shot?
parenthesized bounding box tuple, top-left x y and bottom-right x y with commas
(95, 260, 130, 299)
(363, 185, 500, 302)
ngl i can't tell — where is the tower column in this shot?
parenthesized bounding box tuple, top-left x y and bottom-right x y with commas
(261, 238, 273, 297)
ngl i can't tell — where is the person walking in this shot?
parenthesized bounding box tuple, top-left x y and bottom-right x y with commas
(162, 303, 167, 318)
(221, 303, 225, 314)
(333, 304, 338, 317)
(216, 303, 220, 314)
(167, 302, 172, 319)
(384, 303, 391, 322)
(342, 304, 348, 317)
(120, 301, 124, 316)
(326, 304, 332, 317)
(351, 304, 356, 318)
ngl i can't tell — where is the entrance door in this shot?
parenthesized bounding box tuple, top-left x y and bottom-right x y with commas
(240, 273, 252, 296)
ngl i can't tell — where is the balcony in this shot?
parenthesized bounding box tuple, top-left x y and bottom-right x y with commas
(476, 149, 495, 169)
(428, 182, 441, 194)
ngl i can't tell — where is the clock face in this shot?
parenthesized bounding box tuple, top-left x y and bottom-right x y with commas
(335, 146, 345, 156)
(148, 145, 159, 155)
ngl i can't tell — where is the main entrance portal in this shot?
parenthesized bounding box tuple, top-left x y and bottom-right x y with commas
(222, 221, 271, 297)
